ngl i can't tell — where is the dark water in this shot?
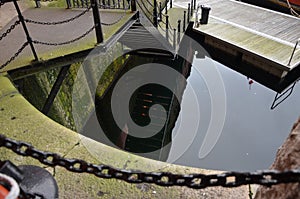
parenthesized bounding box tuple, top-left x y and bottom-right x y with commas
(168, 55, 300, 171)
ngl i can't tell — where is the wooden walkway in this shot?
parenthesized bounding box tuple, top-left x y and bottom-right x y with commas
(193, 0, 300, 91)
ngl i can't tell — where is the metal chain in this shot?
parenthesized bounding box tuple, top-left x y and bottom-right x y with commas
(101, 12, 126, 26)
(0, 134, 299, 189)
(0, 42, 29, 70)
(33, 26, 94, 46)
(137, 0, 153, 16)
(144, 0, 154, 7)
(25, 7, 91, 25)
(0, 20, 21, 42)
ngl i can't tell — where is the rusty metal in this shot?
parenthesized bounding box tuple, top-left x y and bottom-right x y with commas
(0, 134, 299, 189)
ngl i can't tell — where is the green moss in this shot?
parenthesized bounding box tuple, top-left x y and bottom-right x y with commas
(47, 0, 68, 8)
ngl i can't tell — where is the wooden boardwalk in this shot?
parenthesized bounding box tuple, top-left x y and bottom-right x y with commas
(193, 0, 300, 91)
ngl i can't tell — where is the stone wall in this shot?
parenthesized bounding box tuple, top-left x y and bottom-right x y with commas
(255, 117, 300, 199)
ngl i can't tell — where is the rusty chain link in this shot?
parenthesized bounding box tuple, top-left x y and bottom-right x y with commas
(25, 7, 91, 25)
(0, 42, 29, 70)
(0, 134, 299, 189)
(0, 20, 20, 42)
(33, 26, 94, 46)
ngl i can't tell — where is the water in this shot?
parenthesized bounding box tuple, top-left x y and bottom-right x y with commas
(168, 55, 300, 171)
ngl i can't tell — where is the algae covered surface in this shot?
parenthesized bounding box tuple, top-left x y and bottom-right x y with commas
(0, 74, 249, 198)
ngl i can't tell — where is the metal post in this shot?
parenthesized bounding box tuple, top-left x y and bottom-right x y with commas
(42, 65, 71, 115)
(166, 15, 169, 41)
(177, 20, 181, 45)
(153, 0, 158, 28)
(173, 28, 176, 49)
(288, 39, 300, 66)
(165, 1, 168, 14)
(131, 0, 136, 11)
(194, 0, 196, 10)
(187, 3, 190, 22)
(13, 0, 38, 61)
(191, 0, 193, 15)
(91, 0, 104, 43)
(66, 0, 72, 8)
(183, 11, 186, 32)
(170, 0, 172, 8)
(159, 2, 162, 21)
(123, 0, 125, 9)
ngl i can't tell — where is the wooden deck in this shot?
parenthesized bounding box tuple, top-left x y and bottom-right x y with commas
(193, 0, 300, 91)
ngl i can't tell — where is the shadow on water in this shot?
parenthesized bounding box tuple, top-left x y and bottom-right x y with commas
(15, 34, 300, 171)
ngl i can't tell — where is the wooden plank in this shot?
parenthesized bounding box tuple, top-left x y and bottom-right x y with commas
(194, 16, 299, 69)
(197, 0, 300, 44)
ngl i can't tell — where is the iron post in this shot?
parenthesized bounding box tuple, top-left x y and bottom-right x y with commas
(165, 1, 168, 14)
(153, 0, 158, 27)
(13, 0, 38, 61)
(166, 15, 169, 40)
(177, 20, 181, 45)
(187, 3, 190, 22)
(173, 29, 176, 49)
(183, 11, 186, 32)
(159, 2, 162, 21)
(170, 0, 172, 8)
(131, 0, 136, 11)
(91, 0, 104, 43)
(191, 0, 193, 15)
(194, 0, 196, 10)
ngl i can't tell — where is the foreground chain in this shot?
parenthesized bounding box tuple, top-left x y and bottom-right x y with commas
(0, 134, 299, 189)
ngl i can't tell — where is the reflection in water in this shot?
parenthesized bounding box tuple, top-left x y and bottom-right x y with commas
(15, 40, 300, 172)
(93, 54, 191, 161)
(91, 50, 300, 171)
(169, 56, 300, 171)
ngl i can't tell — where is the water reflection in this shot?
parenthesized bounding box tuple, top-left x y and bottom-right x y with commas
(169, 56, 300, 171)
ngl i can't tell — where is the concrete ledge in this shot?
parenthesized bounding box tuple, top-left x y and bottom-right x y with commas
(0, 74, 249, 198)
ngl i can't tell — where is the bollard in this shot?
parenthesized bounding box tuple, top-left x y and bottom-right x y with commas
(200, 5, 211, 24)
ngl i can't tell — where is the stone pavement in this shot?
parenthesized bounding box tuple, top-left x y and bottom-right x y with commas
(0, 5, 135, 72)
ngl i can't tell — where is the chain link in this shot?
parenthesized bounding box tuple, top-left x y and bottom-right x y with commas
(24, 7, 91, 25)
(0, 20, 21, 42)
(101, 12, 126, 26)
(33, 26, 94, 46)
(0, 134, 299, 189)
(0, 42, 29, 70)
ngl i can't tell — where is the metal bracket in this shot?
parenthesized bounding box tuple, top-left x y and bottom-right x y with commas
(271, 81, 297, 110)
